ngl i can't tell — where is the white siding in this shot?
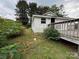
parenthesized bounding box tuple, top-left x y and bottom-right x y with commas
(55, 19, 68, 23)
(32, 17, 51, 33)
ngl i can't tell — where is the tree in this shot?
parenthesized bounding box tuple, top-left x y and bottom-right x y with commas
(29, 3, 37, 17)
(28, 3, 37, 24)
(15, 0, 29, 25)
(50, 4, 65, 17)
(59, 5, 66, 17)
(37, 6, 49, 15)
(43, 6, 50, 14)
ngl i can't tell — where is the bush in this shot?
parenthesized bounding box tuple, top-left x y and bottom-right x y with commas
(0, 44, 21, 59)
(43, 27, 60, 40)
(0, 18, 22, 47)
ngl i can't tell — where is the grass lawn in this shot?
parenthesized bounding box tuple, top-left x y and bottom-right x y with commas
(12, 28, 76, 59)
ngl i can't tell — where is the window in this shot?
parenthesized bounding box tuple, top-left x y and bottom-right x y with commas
(41, 18, 46, 24)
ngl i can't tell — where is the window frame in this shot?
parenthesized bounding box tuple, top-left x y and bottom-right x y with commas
(41, 18, 46, 24)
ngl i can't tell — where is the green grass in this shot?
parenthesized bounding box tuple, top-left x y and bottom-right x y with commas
(12, 28, 76, 59)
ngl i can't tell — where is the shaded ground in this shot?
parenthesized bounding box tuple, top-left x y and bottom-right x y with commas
(12, 28, 77, 59)
(58, 39, 77, 52)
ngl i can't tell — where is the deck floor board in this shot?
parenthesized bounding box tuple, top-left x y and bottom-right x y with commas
(60, 37, 79, 45)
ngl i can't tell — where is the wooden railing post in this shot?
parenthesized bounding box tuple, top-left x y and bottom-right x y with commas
(62, 23, 64, 37)
(76, 21, 79, 40)
(78, 21, 79, 40)
(70, 21, 72, 38)
(77, 21, 79, 58)
(61, 23, 63, 36)
(64, 23, 65, 36)
(77, 45, 79, 59)
(67, 22, 68, 37)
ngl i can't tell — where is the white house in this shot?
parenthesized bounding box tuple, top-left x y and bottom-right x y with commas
(32, 15, 74, 33)
(32, 15, 53, 33)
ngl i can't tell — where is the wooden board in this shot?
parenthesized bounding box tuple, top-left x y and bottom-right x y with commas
(60, 37, 79, 45)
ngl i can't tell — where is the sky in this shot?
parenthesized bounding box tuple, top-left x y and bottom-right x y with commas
(0, 0, 79, 20)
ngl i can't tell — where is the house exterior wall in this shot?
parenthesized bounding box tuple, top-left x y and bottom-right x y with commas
(55, 19, 68, 23)
(32, 15, 75, 35)
(32, 17, 51, 33)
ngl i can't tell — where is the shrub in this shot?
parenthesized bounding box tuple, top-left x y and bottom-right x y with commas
(0, 44, 21, 59)
(43, 27, 60, 40)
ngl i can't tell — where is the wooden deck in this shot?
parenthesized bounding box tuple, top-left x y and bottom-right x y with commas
(54, 19, 79, 57)
(60, 37, 79, 45)
(60, 37, 79, 57)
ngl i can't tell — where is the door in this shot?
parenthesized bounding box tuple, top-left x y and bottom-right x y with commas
(51, 18, 55, 23)
(51, 18, 55, 28)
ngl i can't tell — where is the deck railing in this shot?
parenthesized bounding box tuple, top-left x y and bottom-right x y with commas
(54, 19, 79, 40)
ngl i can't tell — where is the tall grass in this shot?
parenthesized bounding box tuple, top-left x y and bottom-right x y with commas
(0, 17, 22, 47)
(0, 44, 21, 59)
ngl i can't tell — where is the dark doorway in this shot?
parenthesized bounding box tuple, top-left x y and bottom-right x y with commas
(50, 18, 55, 28)
(51, 18, 55, 23)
